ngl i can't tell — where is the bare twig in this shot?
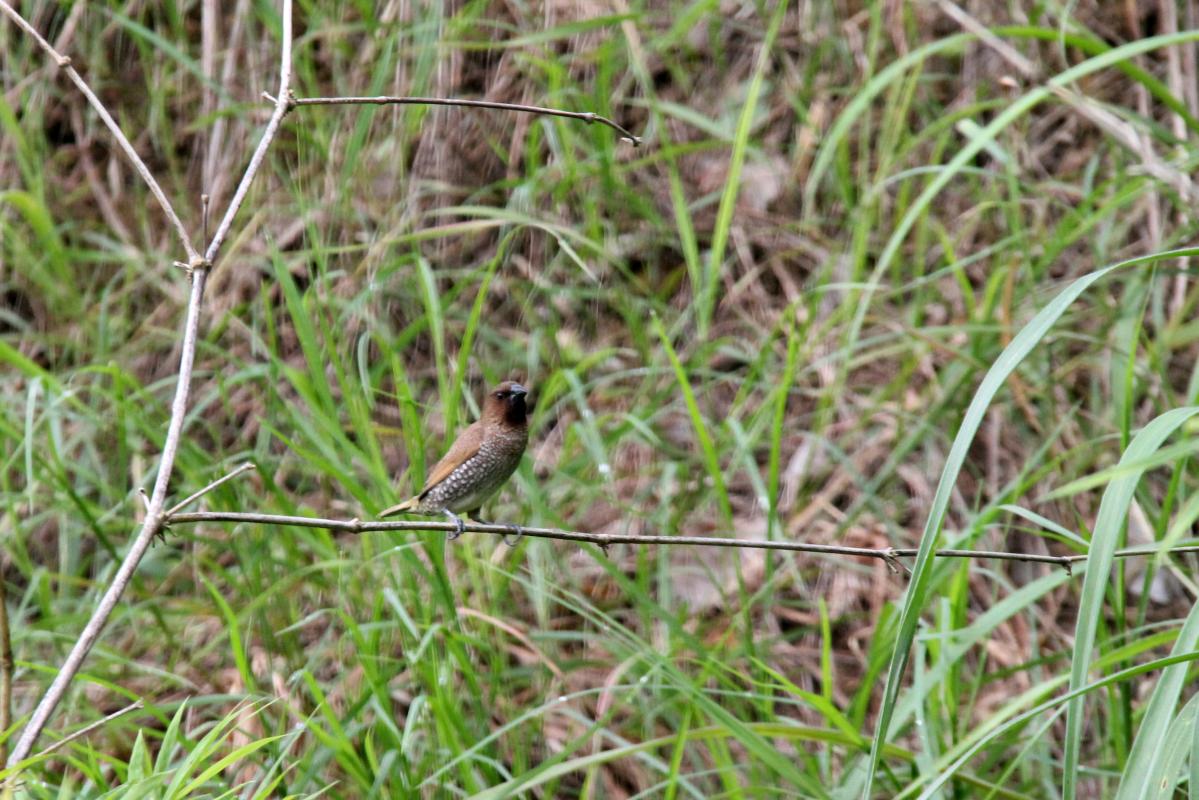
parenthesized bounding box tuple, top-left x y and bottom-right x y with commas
(0, 695, 144, 791)
(936, 0, 1037, 79)
(201, 0, 219, 190)
(265, 92, 642, 145)
(204, 0, 253, 208)
(30, 700, 144, 762)
(4, 273, 209, 768)
(0, 1, 202, 266)
(164, 511, 1199, 573)
(207, 50, 294, 264)
(0, 558, 11, 767)
(1049, 85, 1198, 204)
(2, 0, 294, 769)
(0, 700, 144, 793)
(1160, 0, 1193, 318)
(165, 462, 256, 517)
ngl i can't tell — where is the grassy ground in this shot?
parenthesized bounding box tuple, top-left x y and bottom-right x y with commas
(3, 0, 1199, 797)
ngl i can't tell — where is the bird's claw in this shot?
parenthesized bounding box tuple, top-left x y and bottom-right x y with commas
(442, 510, 467, 540)
(502, 524, 524, 547)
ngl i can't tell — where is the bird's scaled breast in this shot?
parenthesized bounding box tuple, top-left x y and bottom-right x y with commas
(423, 433, 525, 511)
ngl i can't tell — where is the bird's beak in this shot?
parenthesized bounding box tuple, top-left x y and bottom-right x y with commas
(510, 384, 528, 397)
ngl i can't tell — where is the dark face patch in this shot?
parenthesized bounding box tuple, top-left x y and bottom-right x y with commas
(504, 392, 527, 425)
(491, 382, 528, 426)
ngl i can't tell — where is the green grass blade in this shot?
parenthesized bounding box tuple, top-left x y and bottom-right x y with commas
(652, 315, 732, 522)
(697, 0, 786, 338)
(862, 246, 1199, 798)
(1064, 406, 1199, 799)
(915, 651, 1199, 800)
(1115, 600, 1199, 799)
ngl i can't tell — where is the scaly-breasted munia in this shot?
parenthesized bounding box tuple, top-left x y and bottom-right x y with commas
(380, 381, 529, 537)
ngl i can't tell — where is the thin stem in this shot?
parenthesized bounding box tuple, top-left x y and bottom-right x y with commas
(0, 559, 11, 768)
(2, 699, 145, 789)
(30, 700, 144, 761)
(267, 93, 641, 145)
(165, 462, 256, 517)
(0, 1, 201, 266)
(206, 18, 294, 266)
(3, 272, 208, 768)
(2, 0, 294, 769)
(164, 510, 1199, 573)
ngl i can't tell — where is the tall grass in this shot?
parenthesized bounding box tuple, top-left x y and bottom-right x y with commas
(2, 1, 1199, 797)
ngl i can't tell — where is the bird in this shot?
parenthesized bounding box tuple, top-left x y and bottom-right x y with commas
(380, 381, 529, 540)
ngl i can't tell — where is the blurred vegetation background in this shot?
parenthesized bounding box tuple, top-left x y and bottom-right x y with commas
(3, 0, 1199, 796)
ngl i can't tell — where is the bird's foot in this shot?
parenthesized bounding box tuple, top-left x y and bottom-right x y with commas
(502, 524, 524, 547)
(444, 510, 466, 540)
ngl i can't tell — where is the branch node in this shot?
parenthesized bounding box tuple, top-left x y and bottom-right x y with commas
(883, 549, 905, 576)
(55, 55, 71, 68)
(1062, 559, 1073, 577)
(152, 516, 169, 546)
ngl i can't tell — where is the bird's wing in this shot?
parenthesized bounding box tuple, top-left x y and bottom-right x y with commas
(419, 420, 485, 496)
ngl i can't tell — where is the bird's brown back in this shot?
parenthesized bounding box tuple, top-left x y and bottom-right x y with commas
(418, 419, 485, 497)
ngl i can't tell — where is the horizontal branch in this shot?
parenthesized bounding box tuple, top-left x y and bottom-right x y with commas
(265, 92, 641, 145)
(165, 511, 1199, 575)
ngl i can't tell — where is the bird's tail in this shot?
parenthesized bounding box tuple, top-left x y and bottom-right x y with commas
(379, 497, 419, 518)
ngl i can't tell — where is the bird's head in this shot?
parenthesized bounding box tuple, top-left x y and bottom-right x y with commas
(485, 381, 529, 427)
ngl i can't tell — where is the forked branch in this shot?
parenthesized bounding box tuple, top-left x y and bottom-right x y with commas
(1, 0, 295, 768)
(0, 1, 201, 266)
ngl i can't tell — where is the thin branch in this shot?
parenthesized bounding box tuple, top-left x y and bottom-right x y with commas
(164, 511, 1199, 574)
(0, 1, 202, 266)
(30, 699, 144, 762)
(165, 462, 256, 517)
(206, 25, 294, 265)
(0, 700, 144, 793)
(2, 0, 294, 769)
(3, 272, 209, 769)
(2, 699, 145, 789)
(1050, 84, 1198, 204)
(936, 0, 1037, 79)
(0, 558, 11, 767)
(266, 92, 642, 145)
